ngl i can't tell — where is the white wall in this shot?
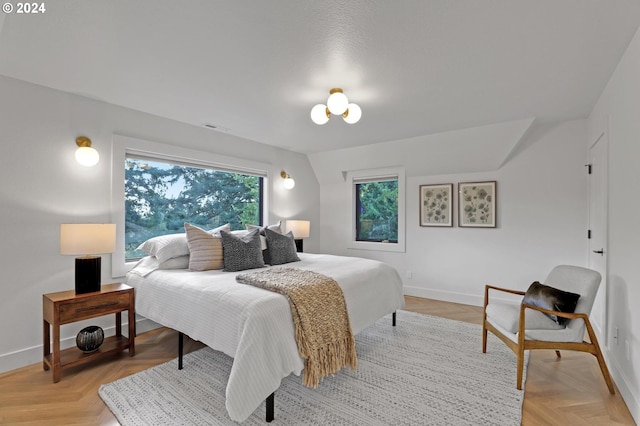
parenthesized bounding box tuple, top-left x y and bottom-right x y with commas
(588, 26, 640, 423)
(318, 119, 589, 305)
(0, 76, 320, 373)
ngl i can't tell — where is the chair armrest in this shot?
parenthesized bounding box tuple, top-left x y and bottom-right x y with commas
(518, 303, 590, 342)
(521, 303, 588, 321)
(485, 285, 526, 296)
(483, 285, 526, 309)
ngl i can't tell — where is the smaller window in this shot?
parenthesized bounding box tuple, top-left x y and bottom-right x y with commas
(355, 179, 398, 243)
(347, 167, 405, 253)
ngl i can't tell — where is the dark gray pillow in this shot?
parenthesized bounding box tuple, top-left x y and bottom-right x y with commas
(265, 228, 300, 266)
(522, 281, 580, 325)
(220, 229, 265, 272)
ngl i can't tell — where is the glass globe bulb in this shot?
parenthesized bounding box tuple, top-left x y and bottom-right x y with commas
(75, 146, 100, 167)
(343, 103, 362, 124)
(283, 177, 295, 190)
(310, 104, 330, 125)
(327, 91, 348, 115)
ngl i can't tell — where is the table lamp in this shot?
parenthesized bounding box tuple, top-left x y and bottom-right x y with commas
(284, 220, 310, 253)
(60, 224, 116, 294)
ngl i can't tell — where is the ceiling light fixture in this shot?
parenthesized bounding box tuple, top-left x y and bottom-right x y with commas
(310, 88, 361, 125)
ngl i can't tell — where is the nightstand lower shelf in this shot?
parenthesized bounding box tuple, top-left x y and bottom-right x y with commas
(43, 335, 131, 372)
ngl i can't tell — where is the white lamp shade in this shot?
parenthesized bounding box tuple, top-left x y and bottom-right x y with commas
(310, 104, 330, 125)
(343, 103, 362, 124)
(60, 224, 116, 255)
(283, 176, 296, 189)
(75, 146, 100, 167)
(327, 91, 349, 115)
(285, 220, 310, 238)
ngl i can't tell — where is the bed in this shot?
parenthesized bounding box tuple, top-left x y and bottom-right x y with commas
(126, 252, 405, 422)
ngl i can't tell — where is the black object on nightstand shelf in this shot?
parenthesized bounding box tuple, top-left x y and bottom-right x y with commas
(76, 325, 105, 353)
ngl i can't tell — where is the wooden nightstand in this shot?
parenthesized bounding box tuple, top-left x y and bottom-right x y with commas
(42, 283, 135, 382)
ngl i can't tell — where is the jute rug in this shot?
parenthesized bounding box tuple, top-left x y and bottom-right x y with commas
(100, 311, 527, 425)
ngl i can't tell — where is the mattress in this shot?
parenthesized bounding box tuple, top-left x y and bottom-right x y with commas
(125, 252, 404, 421)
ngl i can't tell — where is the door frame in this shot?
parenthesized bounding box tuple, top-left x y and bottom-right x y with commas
(587, 125, 609, 345)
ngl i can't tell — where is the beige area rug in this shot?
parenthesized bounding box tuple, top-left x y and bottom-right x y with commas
(100, 311, 527, 425)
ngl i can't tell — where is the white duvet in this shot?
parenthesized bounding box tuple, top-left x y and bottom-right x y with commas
(125, 253, 404, 422)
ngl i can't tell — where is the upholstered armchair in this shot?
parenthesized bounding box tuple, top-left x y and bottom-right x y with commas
(482, 265, 615, 394)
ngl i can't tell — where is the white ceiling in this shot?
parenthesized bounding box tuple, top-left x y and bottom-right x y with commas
(1, 1, 639, 154)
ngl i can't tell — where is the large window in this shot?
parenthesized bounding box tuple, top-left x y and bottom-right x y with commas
(125, 156, 263, 260)
(110, 135, 270, 278)
(348, 167, 405, 253)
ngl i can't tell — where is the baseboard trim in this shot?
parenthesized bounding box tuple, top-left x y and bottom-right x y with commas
(403, 285, 484, 307)
(605, 346, 640, 424)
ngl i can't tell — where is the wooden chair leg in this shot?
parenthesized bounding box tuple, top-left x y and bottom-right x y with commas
(555, 350, 561, 358)
(482, 321, 488, 353)
(593, 347, 615, 394)
(584, 319, 616, 394)
(516, 345, 525, 390)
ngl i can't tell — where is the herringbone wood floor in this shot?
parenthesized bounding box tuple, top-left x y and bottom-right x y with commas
(0, 296, 634, 425)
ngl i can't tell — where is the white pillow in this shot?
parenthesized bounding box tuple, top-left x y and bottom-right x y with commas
(136, 233, 189, 263)
(136, 223, 230, 263)
(246, 221, 282, 235)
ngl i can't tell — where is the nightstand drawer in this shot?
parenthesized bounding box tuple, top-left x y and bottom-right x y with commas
(58, 292, 131, 323)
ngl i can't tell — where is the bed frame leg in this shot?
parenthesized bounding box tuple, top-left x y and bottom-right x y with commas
(392, 311, 396, 327)
(178, 330, 273, 420)
(266, 392, 274, 422)
(178, 332, 184, 370)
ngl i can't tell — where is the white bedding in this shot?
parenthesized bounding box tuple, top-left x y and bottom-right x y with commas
(125, 252, 405, 422)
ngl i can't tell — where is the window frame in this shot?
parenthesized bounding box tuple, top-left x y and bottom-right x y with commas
(346, 167, 406, 253)
(111, 134, 270, 277)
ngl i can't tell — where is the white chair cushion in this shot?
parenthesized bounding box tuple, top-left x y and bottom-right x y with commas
(486, 302, 565, 334)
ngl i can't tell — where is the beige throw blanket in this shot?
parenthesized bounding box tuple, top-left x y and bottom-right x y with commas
(236, 267, 357, 387)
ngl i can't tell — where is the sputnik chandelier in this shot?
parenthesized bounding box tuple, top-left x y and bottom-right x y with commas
(310, 88, 361, 125)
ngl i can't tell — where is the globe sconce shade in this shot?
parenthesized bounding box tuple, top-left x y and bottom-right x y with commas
(280, 170, 295, 190)
(75, 136, 99, 167)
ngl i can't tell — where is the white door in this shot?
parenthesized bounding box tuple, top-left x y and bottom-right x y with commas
(588, 131, 608, 344)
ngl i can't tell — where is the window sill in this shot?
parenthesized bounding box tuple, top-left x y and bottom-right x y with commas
(347, 240, 405, 253)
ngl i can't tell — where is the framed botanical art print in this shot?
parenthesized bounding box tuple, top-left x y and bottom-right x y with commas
(419, 184, 453, 227)
(458, 181, 496, 228)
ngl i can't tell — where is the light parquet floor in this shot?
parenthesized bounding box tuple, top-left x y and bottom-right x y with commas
(0, 296, 634, 425)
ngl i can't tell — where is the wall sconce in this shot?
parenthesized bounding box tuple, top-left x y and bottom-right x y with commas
(75, 136, 99, 167)
(310, 88, 362, 125)
(281, 171, 295, 189)
(60, 223, 116, 294)
(285, 220, 310, 252)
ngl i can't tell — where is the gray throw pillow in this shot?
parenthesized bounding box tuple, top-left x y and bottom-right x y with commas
(220, 229, 265, 272)
(265, 228, 300, 266)
(522, 281, 580, 325)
